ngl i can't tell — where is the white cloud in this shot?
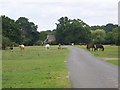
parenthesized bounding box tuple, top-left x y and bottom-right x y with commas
(0, 0, 118, 31)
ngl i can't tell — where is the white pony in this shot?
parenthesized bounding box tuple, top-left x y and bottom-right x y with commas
(71, 43, 74, 46)
(19, 44, 25, 50)
(19, 44, 25, 55)
(45, 44, 50, 50)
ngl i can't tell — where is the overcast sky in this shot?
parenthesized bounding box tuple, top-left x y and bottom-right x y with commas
(0, 0, 119, 31)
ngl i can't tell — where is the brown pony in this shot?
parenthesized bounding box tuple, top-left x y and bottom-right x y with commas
(86, 43, 95, 51)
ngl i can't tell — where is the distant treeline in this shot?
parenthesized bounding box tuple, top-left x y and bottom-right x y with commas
(90, 24, 118, 31)
(1, 15, 119, 49)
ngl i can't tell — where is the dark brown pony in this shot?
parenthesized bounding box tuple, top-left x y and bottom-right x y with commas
(86, 43, 95, 51)
(95, 44, 104, 51)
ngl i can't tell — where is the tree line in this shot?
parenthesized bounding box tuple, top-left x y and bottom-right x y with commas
(1, 15, 119, 49)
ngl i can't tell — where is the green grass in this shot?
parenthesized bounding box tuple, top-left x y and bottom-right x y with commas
(79, 45, 119, 58)
(2, 46, 71, 88)
(106, 60, 120, 66)
(92, 45, 119, 58)
(78, 45, 119, 66)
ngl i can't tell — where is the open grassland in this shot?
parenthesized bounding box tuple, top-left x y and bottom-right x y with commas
(78, 45, 119, 66)
(2, 46, 71, 88)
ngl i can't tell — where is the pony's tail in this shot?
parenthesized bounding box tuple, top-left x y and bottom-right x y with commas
(86, 45, 88, 49)
(102, 47, 104, 51)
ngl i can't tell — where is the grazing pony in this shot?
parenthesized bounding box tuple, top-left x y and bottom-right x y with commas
(58, 43, 61, 49)
(86, 43, 95, 51)
(9, 46, 13, 52)
(19, 44, 25, 55)
(9, 44, 14, 51)
(95, 44, 104, 51)
(71, 43, 74, 46)
(45, 44, 50, 50)
(10, 47, 13, 50)
(19, 44, 25, 50)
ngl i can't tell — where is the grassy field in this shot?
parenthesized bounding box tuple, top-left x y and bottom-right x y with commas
(79, 45, 119, 66)
(106, 60, 120, 66)
(2, 46, 71, 88)
(79, 45, 119, 58)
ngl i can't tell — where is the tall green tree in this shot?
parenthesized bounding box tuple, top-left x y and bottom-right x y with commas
(16, 17, 39, 45)
(112, 27, 120, 45)
(91, 29, 106, 43)
(55, 17, 69, 44)
(105, 32, 114, 44)
(2, 15, 21, 43)
(55, 17, 91, 44)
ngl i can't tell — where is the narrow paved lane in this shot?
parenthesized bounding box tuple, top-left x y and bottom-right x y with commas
(67, 47, 118, 88)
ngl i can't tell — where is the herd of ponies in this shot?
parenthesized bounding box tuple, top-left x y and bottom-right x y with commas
(8, 43, 104, 55)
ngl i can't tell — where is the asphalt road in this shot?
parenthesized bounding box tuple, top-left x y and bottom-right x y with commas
(67, 46, 118, 88)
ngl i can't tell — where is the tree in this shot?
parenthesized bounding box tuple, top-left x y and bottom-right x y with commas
(112, 27, 120, 45)
(2, 15, 41, 46)
(2, 15, 21, 43)
(55, 17, 70, 44)
(105, 32, 114, 44)
(16, 17, 39, 45)
(90, 23, 118, 32)
(91, 29, 106, 44)
(105, 23, 118, 31)
(55, 17, 91, 44)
